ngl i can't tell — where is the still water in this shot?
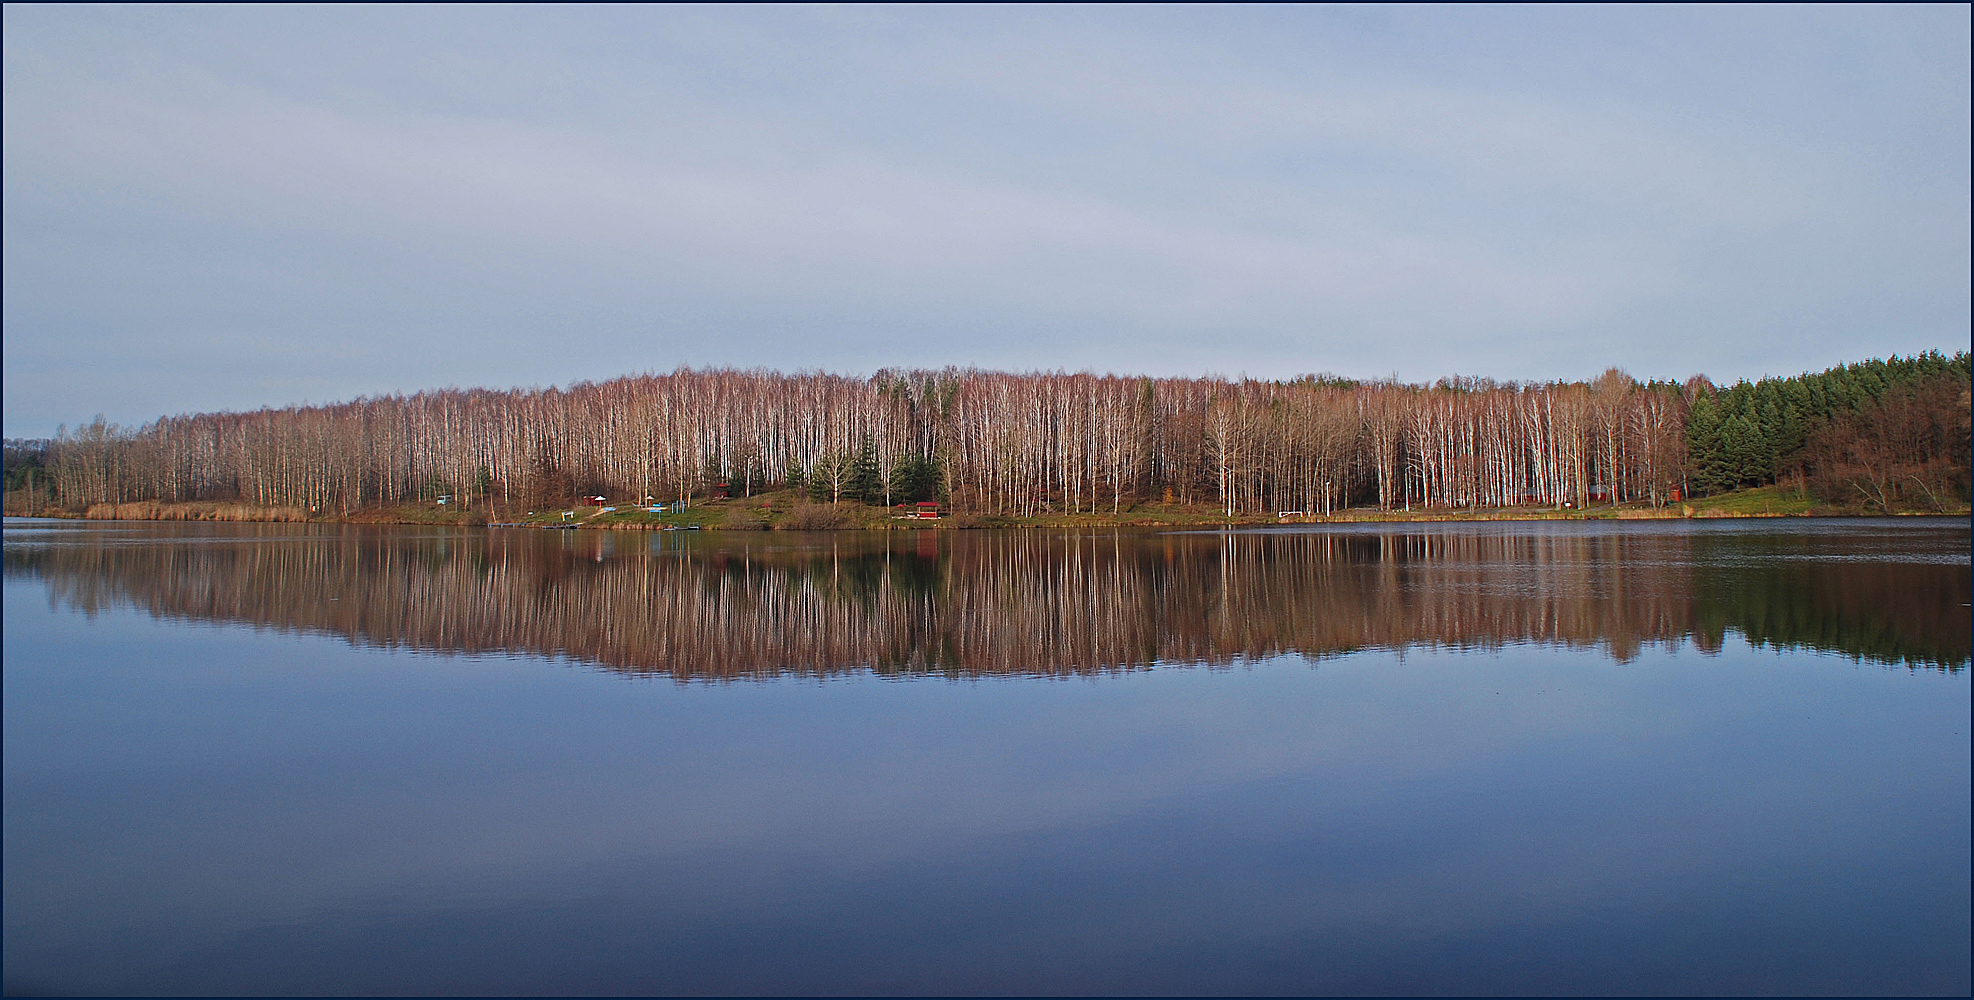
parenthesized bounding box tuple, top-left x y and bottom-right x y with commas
(3, 518, 1968, 995)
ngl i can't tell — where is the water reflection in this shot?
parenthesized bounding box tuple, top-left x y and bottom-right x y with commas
(5, 520, 1967, 675)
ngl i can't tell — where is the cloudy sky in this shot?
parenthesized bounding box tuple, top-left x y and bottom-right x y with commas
(3, 5, 1967, 436)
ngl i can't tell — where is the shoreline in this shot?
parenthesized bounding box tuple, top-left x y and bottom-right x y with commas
(7, 493, 1964, 530)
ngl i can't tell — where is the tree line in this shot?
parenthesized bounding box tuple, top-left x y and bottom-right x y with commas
(1685, 352, 1970, 509)
(19, 351, 1967, 516)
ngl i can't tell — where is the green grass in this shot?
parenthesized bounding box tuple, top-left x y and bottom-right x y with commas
(1682, 482, 1966, 517)
(507, 504, 719, 529)
(351, 481, 1966, 530)
(344, 503, 486, 525)
(1683, 484, 1828, 517)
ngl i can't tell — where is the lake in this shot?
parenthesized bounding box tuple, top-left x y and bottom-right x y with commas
(3, 518, 1967, 995)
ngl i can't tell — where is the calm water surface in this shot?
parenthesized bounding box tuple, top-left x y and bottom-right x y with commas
(3, 518, 1968, 995)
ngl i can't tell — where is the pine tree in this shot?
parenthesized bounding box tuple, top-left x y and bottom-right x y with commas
(1721, 414, 1763, 487)
(808, 450, 850, 503)
(1686, 394, 1730, 495)
(846, 438, 881, 504)
(889, 454, 940, 502)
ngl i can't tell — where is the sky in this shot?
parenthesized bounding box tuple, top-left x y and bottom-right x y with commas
(3, 5, 1968, 437)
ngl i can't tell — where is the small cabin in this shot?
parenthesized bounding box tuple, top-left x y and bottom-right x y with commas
(581, 496, 607, 506)
(711, 482, 730, 500)
(915, 501, 941, 519)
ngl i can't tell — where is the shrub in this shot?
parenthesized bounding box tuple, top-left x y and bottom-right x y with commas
(777, 502, 853, 530)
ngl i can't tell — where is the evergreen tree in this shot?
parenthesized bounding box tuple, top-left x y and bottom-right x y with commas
(808, 450, 850, 503)
(1753, 396, 1785, 481)
(1686, 394, 1730, 495)
(889, 454, 941, 502)
(1721, 414, 1764, 487)
(845, 438, 881, 504)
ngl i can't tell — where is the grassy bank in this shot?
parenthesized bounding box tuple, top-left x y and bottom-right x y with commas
(15, 483, 1960, 529)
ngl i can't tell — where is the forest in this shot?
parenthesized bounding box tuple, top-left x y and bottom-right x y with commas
(6, 351, 1967, 518)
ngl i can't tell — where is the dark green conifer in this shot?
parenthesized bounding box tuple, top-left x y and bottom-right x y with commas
(846, 438, 881, 504)
(1685, 394, 1730, 495)
(1721, 414, 1764, 487)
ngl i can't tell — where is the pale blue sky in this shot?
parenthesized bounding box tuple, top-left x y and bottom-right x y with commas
(4, 5, 1967, 436)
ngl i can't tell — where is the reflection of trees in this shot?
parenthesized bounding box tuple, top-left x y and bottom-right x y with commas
(1685, 531, 1971, 669)
(7, 526, 1966, 677)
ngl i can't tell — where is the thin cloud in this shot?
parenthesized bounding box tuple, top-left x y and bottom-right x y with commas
(3, 6, 1966, 434)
